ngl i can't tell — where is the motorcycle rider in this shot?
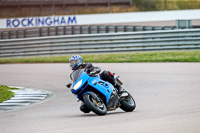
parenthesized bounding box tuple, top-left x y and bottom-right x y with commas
(68, 55, 123, 113)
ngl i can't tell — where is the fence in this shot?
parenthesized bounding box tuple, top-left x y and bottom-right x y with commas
(0, 0, 132, 7)
(0, 29, 200, 58)
(0, 25, 178, 40)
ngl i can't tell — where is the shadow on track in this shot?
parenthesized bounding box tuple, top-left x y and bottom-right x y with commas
(66, 111, 129, 118)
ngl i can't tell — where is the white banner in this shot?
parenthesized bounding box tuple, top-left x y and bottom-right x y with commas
(0, 9, 200, 29)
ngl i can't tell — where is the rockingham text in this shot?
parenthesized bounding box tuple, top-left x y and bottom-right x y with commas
(6, 16, 77, 28)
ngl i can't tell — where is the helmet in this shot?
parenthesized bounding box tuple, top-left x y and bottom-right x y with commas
(69, 55, 83, 70)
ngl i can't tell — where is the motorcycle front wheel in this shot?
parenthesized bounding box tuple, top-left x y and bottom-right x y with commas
(120, 94, 136, 112)
(83, 93, 107, 116)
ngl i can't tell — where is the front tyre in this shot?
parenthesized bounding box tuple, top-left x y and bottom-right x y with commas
(120, 94, 136, 112)
(83, 93, 107, 116)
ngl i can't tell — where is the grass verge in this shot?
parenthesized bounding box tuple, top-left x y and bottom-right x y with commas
(0, 51, 200, 64)
(0, 85, 18, 103)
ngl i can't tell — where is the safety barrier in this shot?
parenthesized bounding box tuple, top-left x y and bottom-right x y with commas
(0, 25, 177, 40)
(0, 29, 200, 58)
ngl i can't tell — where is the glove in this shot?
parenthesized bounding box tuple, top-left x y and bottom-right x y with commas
(85, 63, 94, 73)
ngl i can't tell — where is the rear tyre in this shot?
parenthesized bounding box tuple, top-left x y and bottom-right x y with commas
(120, 95, 136, 112)
(83, 93, 107, 116)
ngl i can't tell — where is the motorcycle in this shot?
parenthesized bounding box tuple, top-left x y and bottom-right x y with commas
(67, 65, 136, 116)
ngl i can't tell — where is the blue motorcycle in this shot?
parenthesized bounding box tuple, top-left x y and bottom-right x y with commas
(67, 66, 136, 116)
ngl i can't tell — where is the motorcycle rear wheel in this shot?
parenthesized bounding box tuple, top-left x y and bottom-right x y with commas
(83, 93, 107, 116)
(120, 94, 136, 112)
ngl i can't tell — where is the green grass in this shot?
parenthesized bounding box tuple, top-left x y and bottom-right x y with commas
(0, 51, 200, 64)
(0, 85, 18, 103)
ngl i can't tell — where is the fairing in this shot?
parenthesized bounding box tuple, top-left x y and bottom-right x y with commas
(71, 69, 115, 104)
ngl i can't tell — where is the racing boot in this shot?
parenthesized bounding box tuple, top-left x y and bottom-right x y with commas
(80, 102, 91, 113)
(107, 71, 124, 95)
(114, 82, 124, 95)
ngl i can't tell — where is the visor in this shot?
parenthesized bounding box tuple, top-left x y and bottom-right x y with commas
(69, 60, 77, 70)
(70, 60, 77, 66)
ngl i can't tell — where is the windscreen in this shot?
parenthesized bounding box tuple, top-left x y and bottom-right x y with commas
(71, 69, 84, 83)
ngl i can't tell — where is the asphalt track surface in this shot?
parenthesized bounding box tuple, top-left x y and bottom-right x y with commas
(0, 63, 200, 133)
